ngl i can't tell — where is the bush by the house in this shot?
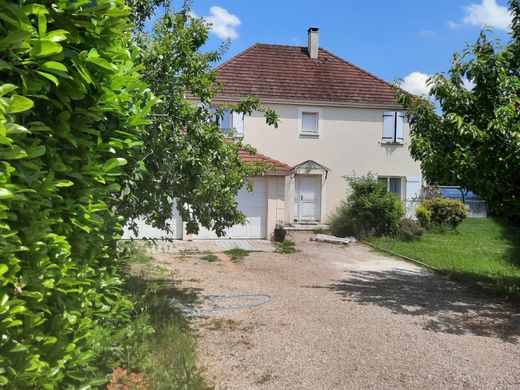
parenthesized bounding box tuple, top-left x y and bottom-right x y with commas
(415, 204, 432, 228)
(419, 198, 467, 228)
(329, 175, 405, 238)
(399, 218, 425, 241)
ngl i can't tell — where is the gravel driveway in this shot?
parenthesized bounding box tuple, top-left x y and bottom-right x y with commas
(152, 232, 520, 389)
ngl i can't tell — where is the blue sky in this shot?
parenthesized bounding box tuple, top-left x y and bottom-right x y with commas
(184, 0, 513, 95)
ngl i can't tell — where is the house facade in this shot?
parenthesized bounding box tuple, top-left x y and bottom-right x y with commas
(125, 28, 422, 240)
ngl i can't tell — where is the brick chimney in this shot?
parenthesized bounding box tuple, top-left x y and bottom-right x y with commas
(307, 27, 319, 59)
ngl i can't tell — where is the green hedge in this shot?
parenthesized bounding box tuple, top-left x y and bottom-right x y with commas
(0, 1, 152, 387)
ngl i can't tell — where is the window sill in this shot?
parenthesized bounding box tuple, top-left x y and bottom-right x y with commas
(381, 141, 404, 146)
(299, 133, 320, 139)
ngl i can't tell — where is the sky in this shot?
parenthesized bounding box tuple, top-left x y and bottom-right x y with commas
(178, 0, 513, 96)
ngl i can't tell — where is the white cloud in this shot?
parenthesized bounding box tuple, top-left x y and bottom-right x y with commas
(401, 72, 432, 96)
(204, 6, 241, 39)
(420, 30, 440, 38)
(462, 0, 511, 30)
(447, 20, 460, 29)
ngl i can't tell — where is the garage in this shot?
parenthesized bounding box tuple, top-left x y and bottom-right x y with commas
(122, 205, 183, 240)
(194, 177, 268, 239)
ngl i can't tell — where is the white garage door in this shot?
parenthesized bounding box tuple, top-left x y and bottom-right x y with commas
(194, 178, 268, 239)
(123, 205, 183, 240)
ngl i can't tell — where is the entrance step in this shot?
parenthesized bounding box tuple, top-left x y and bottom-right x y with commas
(284, 223, 329, 231)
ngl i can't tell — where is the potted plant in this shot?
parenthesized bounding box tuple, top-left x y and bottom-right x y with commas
(273, 221, 286, 242)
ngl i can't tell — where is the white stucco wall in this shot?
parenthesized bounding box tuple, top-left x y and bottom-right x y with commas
(239, 102, 422, 222)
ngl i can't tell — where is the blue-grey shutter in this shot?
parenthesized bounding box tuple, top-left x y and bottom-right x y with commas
(396, 112, 405, 143)
(232, 111, 244, 137)
(382, 112, 395, 143)
(209, 106, 217, 123)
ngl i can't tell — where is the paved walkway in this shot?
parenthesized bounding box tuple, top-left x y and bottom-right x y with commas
(136, 238, 275, 254)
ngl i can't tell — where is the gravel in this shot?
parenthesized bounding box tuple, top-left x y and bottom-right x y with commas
(152, 232, 520, 389)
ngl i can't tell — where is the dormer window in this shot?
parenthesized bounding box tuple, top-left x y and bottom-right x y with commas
(382, 111, 404, 144)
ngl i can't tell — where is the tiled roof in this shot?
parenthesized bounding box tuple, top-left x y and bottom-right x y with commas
(238, 149, 293, 175)
(215, 43, 400, 106)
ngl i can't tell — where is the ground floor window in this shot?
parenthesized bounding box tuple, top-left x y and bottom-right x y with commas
(378, 177, 402, 199)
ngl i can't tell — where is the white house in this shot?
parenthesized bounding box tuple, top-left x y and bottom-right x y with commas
(125, 28, 422, 240)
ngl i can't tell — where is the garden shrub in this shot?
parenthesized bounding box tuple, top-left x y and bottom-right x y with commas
(415, 204, 432, 228)
(329, 175, 405, 238)
(0, 1, 152, 387)
(421, 197, 467, 227)
(399, 218, 425, 241)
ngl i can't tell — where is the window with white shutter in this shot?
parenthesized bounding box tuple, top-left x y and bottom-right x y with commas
(382, 111, 405, 144)
(232, 111, 244, 137)
(298, 107, 323, 137)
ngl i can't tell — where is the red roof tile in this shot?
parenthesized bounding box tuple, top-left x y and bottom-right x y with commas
(215, 44, 400, 106)
(238, 149, 293, 175)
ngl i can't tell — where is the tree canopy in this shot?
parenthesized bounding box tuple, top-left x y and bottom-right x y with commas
(399, 0, 520, 221)
(121, 1, 279, 237)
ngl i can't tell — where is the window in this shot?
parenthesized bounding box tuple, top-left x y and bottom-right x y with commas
(298, 108, 322, 137)
(379, 177, 402, 199)
(210, 108, 244, 138)
(382, 111, 404, 144)
(302, 112, 318, 134)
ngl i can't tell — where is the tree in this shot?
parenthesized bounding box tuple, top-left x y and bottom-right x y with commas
(398, 0, 520, 221)
(120, 1, 279, 237)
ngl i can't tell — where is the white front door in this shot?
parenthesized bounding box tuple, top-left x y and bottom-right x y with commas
(294, 175, 321, 221)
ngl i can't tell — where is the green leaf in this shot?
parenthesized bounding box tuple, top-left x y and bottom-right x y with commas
(102, 157, 127, 172)
(0, 84, 17, 97)
(0, 264, 8, 276)
(43, 30, 69, 43)
(30, 40, 62, 58)
(7, 95, 33, 113)
(0, 188, 13, 199)
(37, 71, 59, 86)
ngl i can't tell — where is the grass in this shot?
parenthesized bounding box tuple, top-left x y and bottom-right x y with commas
(200, 253, 218, 262)
(95, 243, 211, 389)
(369, 218, 520, 300)
(224, 248, 251, 262)
(274, 239, 297, 254)
(312, 227, 331, 234)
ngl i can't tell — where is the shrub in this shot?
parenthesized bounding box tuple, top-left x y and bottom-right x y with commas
(400, 218, 425, 241)
(415, 204, 432, 228)
(421, 197, 467, 227)
(0, 1, 152, 387)
(329, 175, 405, 238)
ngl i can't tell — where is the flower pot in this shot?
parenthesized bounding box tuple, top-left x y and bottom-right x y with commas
(273, 228, 286, 242)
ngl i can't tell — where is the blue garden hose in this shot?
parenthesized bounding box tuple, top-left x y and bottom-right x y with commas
(173, 292, 272, 314)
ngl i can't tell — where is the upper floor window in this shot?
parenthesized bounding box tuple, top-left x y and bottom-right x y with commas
(382, 111, 404, 144)
(298, 107, 322, 137)
(210, 108, 244, 138)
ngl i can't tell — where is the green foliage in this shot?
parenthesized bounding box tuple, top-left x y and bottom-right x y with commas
(0, 0, 151, 387)
(398, 1, 520, 222)
(371, 218, 520, 300)
(121, 3, 279, 237)
(224, 248, 250, 262)
(200, 253, 218, 262)
(421, 198, 467, 227)
(274, 240, 297, 254)
(94, 269, 210, 389)
(329, 175, 405, 238)
(399, 218, 425, 241)
(415, 204, 432, 228)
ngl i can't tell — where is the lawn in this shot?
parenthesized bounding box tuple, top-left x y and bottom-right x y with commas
(370, 218, 520, 301)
